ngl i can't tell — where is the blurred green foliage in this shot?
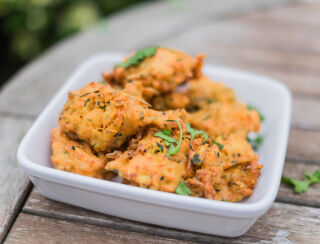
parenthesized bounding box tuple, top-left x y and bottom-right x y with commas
(0, 0, 151, 84)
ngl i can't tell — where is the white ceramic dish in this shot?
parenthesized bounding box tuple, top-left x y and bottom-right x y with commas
(17, 53, 292, 237)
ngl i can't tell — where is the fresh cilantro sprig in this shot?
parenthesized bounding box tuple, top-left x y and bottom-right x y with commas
(186, 123, 224, 150)
(175, 181, 191, 196)
(282, 170, 320, 194)
(247, 104, 265, 122)
(115, 46, 158, 69)
(154, 120, 183, 157)
(186, 123, 203, 140)
(247, 134, 263, 151)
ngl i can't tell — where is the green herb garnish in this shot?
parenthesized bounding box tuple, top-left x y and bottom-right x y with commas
(167, 120, 183, 157)
(247, 104, 265, 122)
(247, 134, 263, 151)
(157, 142, 164, 152)
(162, 128, 171, 136)
(186, 123, 203, 140)
(176, 181, 191, 196)
(193, 153, 201, 164)
(115, 46, 158, 69)
(211, 139, 224, 150)
(282, 170, 320, 194)
(84, 98, 90, 107)
(154, 120, 183, 157)
(154, 131, 177, 144)
(186, 123, 224, 149)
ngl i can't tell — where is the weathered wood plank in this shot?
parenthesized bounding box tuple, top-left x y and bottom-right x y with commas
(287, 128, 320, 163)
(0, 116, 33, 242)
(277, 160, 320, 207)
(5, 214, 192, 244)
(161, 2, 320, 97)
(292, 97, 320, 130)
(0, 0, 296, 118)
(21, 192, 320, 243)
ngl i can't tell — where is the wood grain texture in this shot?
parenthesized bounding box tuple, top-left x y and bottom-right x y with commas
(0, 0, 295, 118)
(162, 2, 320, 98)
(287, 128, 320, 163)
(22, 186, 320, 243)
(0, 116, 33, 242)
(5, 214, 192, 244)
(277, 160, 320, 207)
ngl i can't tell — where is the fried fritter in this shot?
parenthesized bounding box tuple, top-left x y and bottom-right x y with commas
(187, 102, 260, 139)
(103, 47, 204, 98)
(59, 82, 185, 153)
(51, 127, 113, 179)
(105, 127, 190, 192)
(186, 134, 261, 201)
(186, 75, 236, 110)
(151, 92, 190, 111)
(186, 137, 224, 199)
(218, 161, 262, 202)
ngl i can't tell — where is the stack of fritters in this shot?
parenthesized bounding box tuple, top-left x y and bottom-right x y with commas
(51, 46, 262, 202)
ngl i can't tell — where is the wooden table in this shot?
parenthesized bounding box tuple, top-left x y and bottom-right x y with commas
(1, 0, 320, 243)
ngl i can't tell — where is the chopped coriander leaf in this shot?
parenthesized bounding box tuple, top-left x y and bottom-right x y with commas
(115, 46, 158, 69)
(167, 120, 183, 157)
(176, 181, 191, 196)
(203, 132, 209, 142)
(211, 139, 224, 150)
(84, 98, 90, 107)
(304, 170, 320, 183)
(186, 123, 203, 140)
(281, 169, 320, 194)
(247, 104, 265, 122)
(193, 154, 201, 164)
(157, 142, 164, 152)
(162, 128, 171, 136)
(247, 135, 263, 151)
(282, 177, 310, 194)
(154, 120, 183, 157)
(154, 131, 177, 144)
(80, 93, 90, 98)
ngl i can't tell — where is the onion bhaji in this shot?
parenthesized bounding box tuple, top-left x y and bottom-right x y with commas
(59, 82, 185, 153)
(51, 46, 263, 203)
(105, 127, 190, 192)
(51, 127, 113, 179)
(187, 102, 260, 139)
(103, 47, 204, 98)
(186, 75, 236, 110)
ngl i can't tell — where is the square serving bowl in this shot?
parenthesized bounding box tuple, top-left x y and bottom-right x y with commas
(17, 53, 292, 237)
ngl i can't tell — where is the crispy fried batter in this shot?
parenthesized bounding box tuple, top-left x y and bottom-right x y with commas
(105, 127, 190, 192)
(51, 127, 113, 179)
(187, 102, 260, 139)
(186, 135, 261, 201)
(186, 75, 236, 110)
(59, 82, 185, 153)
(104, 47, 204, 98)
(151, 92, 190, 111)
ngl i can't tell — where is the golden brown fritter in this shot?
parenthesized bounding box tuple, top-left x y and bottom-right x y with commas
(187, 102, 260, 139)
(105, 127, 190, 193)
(217, 161, 262, 202)
(59, 82, 185, 153)
(103, 47, 204, 98)
(186, 137, 224, 199)
(186, 135, 262, 201)
(51, 127, 113, 179)
(186, 76, 236, 110)
(151, 92, 190, 111)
